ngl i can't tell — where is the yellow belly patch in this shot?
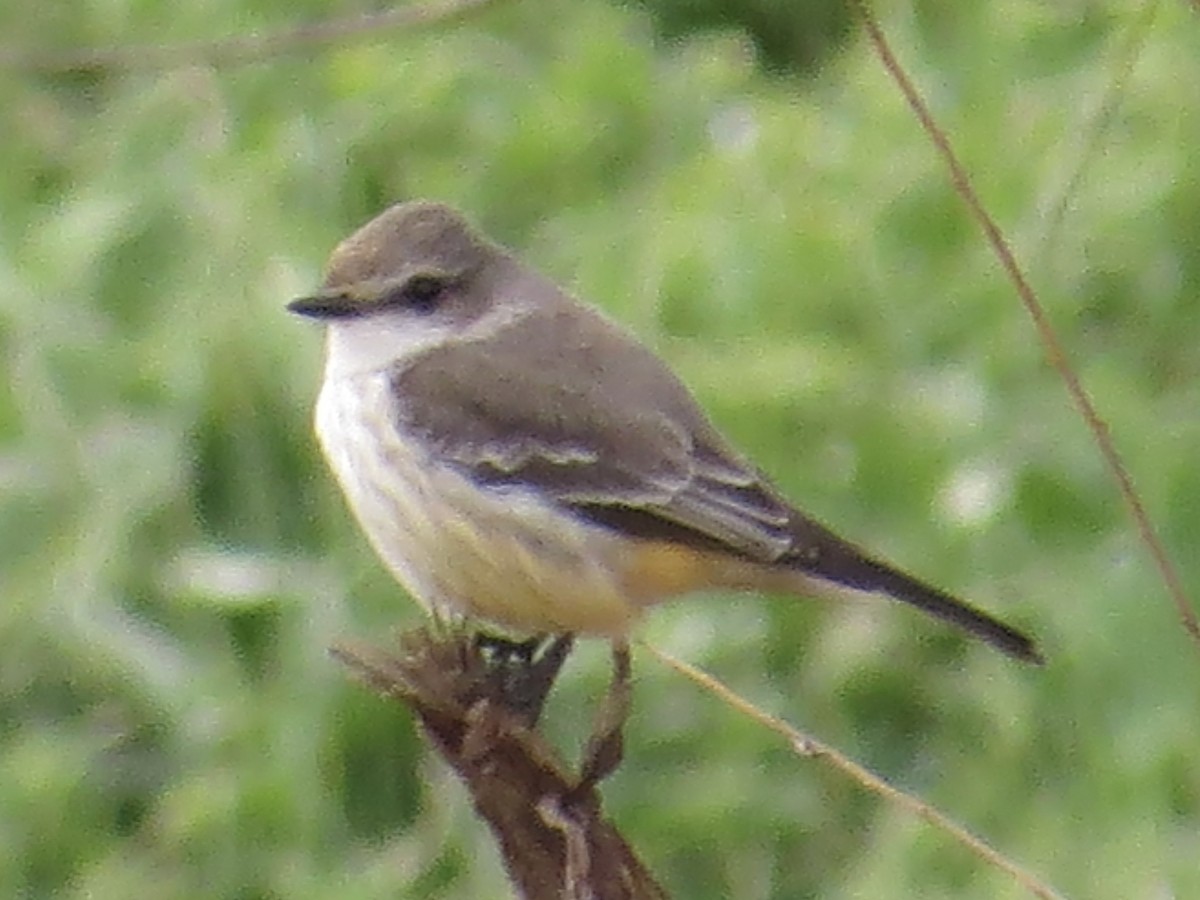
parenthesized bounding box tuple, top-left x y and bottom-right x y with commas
(618, 540, 726, 601)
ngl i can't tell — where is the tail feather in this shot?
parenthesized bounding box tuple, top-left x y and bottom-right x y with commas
(861, 558, 1042, 664)
(790, 523, 1043, 665)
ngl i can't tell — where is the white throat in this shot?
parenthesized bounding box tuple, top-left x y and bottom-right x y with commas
(321, 313, 457, 381)
(320, 300, 528, 382)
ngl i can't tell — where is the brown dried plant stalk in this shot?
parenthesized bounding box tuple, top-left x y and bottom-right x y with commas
(641, 641, 1067, 900)
(0, 0, 504, 72)
(847, 0, 1199, 649)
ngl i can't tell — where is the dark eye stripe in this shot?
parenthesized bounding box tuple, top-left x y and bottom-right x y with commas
(384, 274, 447, 314)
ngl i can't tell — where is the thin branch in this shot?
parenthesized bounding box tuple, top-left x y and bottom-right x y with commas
(332, 632, 669, 900)
(0, 0, 503, 73)
(641, 642, 1067, 900)
(1035, 0, 1162, 270)
(846, 0, 1200, 649)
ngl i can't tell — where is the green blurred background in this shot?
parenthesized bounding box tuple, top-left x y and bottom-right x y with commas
(3, 0, 1199, 897)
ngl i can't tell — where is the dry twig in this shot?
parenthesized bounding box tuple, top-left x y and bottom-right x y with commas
(641, 642, 1067, 900)
(0, 0, 502, 72)
(847, 0, 1200, 649)
(332, 631, 668, 900)
(1035, 0, 1163, 267)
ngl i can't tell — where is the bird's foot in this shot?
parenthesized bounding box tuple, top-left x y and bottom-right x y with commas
(474, 632, 576, 728)
(575, 641, 632, 793)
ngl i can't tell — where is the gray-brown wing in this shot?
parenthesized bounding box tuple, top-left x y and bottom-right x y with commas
(389, 302, 796, 562)
(388, 301, 1044, 663)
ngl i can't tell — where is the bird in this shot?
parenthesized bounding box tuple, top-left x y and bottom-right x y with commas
(288, 200, 1042, 674)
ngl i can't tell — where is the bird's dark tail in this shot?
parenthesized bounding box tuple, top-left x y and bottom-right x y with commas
(790, 522, 1043, 665)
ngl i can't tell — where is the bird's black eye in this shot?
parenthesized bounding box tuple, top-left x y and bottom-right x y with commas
(387, 274, 448, 314)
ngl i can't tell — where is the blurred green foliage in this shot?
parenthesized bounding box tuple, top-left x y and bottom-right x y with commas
(629, 0, 854, 76)
(2, 1, 1199, 898)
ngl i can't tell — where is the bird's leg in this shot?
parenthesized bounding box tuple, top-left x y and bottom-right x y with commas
(474, 632, 543, 666)
(576, 640, 632, 792)
(474, 632, 576, 728)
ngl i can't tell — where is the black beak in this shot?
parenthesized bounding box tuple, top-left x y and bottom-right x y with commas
(286, 292, 364, 320)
